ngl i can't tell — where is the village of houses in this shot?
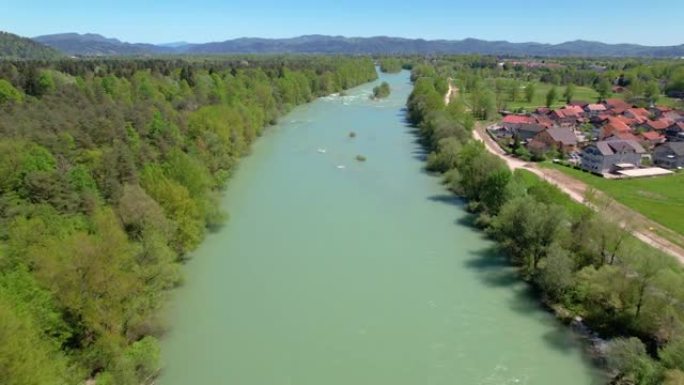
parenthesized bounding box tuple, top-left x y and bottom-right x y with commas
(489, 98, 684, 178)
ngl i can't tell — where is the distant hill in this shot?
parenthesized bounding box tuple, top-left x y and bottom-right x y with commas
(0, 31, 61, 59)
(29, 33, 684, 58)
(33, 33, 174, 56)
(185, 35, 684, 57)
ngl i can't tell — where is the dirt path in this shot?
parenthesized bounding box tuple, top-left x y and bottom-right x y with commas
(472, 125, 684, 262)
(444, 78, 459, 105)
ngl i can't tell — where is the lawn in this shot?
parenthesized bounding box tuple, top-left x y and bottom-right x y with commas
(487, 79, 681, 111)
(502, 81, 601, 111)
(541, 163, 684, 237)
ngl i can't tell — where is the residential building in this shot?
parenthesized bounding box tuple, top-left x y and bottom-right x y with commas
(531, 126, 578, 153)
(666, 122, 684, 142)
(653, 142, 684, 169)
(580, 140, 646, 174)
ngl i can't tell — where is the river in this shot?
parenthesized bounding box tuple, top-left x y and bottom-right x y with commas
(159, 70, 602, 385)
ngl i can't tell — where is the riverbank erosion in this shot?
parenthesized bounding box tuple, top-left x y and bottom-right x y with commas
(159, 70, 599, 385)
(407, 63, 684, 384)
(0, 57, 377, 385)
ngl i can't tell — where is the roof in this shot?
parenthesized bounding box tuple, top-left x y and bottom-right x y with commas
(657, 142, 684, 156)
(502, 115, 535, 124)
(626, 108, 650, 118)
(608, 132, 640, 141)
(586, 103, 607, 111)
(602, 117, 632, 137)
(592, 140, 646, 156)
(618, 168, 674, 178)
(645, 119, 673, 130)
(604, 98, 632, 112)
(544, 126, 578, 145)
(641, 131, 664, 141)
(532, 114, 554, 128)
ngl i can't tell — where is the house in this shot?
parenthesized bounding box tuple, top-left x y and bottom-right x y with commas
(531, 126, 578, 153)
(501, 115, 547, 140)
(580, 140, 646, 174)
(585, 103, 607, 117)
(604, 98, 632, 114)
(653, 142, 684, 169)
(665, 122, 684, 141)
(623, 108, 650, 124)
(662, 110, 684, 122)
(502, 115, 535, 131)
(643, 119, 673, 132)
(606, 131, 640, 142)
(600, 117, 632, 139)
(640, 131, 666, 147)
(550, 106, 584, 126)
(650, 106, 672, 118)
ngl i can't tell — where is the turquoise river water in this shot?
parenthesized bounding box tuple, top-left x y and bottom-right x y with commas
(159, 70, 603, 385)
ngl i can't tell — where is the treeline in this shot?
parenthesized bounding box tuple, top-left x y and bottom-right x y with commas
(378, 58, 404, 73)
(0, 56, 377, 384)
(408, 67, 684, 385)
(418, 55, 684, 110)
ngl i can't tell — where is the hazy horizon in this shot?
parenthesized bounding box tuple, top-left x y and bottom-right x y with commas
(23, 31, 684, 48)
(3, 0, 683, 46)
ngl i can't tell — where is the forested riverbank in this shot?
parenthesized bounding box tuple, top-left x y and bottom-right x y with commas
(407, 64, 684, 385)
(0, 56, 376, 385)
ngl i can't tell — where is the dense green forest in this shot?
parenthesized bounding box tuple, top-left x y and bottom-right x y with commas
(0, 31, 62, 60)
(0, 56, 377, 384)
(407, 64, 684, 385)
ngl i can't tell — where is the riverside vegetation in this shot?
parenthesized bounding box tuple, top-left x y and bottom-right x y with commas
(372, 81, 391, 99)
(407, 63, 684, 385)
(0, 56, 376, 385)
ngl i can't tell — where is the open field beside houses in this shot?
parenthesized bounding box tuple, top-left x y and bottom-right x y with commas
(542, 162, 684, 237)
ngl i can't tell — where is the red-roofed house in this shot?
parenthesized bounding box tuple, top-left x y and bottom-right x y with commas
(604, 98, 631, 114)
(600, 117, 632, 139)
(501, 115, 546, 140)
(643, 119, 673, 132)
(624, 108, 650, 124)
(640, 131, 666, 147)
(550, 106, 584, 126)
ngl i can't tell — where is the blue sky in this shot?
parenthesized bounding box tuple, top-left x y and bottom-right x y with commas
(1, 0, 683, 46)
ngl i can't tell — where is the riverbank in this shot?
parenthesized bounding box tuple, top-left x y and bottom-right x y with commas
(159, 69, 600, 385)
(0, 57, 379, 385)
(407, 68, 684, 384)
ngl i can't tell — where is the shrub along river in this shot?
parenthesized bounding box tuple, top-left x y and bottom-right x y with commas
(159, 70, 603, 385)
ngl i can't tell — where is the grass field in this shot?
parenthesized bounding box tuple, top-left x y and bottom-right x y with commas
(501, 81, 601, 110)
(514, 169, 590, 219)
(486, 80, 682, 111)
(541, 163, 684, 237)
(515, 168, 675, 260)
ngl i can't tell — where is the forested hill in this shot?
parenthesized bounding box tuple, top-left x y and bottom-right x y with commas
(32, 32, 684, 57)
(0, 31, 62, 60)
(34, 33, 175, 56)
(0, 57, 377, 384)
